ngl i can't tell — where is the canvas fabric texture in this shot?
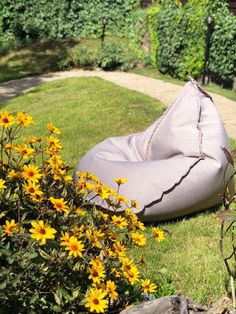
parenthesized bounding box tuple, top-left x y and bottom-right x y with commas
(74, 77, 234, 221)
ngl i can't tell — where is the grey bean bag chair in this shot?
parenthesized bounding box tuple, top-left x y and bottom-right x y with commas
(74, 77, 234, 221)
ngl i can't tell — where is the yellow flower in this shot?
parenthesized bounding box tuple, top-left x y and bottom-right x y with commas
(75, 208, 85, 216)
(7, 170, 22, 180)
(94, 184, 111, 199)
(114, 177, 127, 185)
(112, 215, 128, 229)
(0, 111, 15, 128)
(106, 280, 118, 300)
(16, 112, 34, 127)
(85, 289, 108, 313)
(0, 179, 6, 189)
(15, 144, 35, 159)
(112, 242, 127, 257)
(135, 220, 146, 231)
(121, 257, 135, 273)
(88, 264, 106, 284)
(78, 179, 94, 193)
(152, 227, 165, 243)
(112, 268, 121, 278)
(46, 154, 64, 167)
(86, 229, 103, 249)
(46, 136, 62, 152)
(131, 200, 139, 209)
(3, 143, 14, 151)
(124, 266, 140, 285)
(26, 136, 42, 144)
(23, 181, 44, 198)
(3, 219, 19, 235)
(77, 171, 100, 183)
(115, 195, 128, 204)
(49, 197, 69, 214)
(64, 235, 84, 257)
(131, 232, 146, 247)
(99, 212, 109, 222)
(22, 164, 42, 182)
(60, 232, 70, 246)
(89, 256, 103, 268)
(29, 220, 57, 245)
(141, 279, 157, 294)
(47, 122, 61, 135)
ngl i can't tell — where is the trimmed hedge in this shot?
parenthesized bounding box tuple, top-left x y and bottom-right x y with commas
(208, 0, 236, 87)
(154, 0, 236, 87)
(156, 0, 206, 80)
(0, 0, 140, 40)
(147, 5, 160, 67)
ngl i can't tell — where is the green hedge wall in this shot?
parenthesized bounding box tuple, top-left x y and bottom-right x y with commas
(208, 0, 236, 87)
(156, 0, 206, 80)
(0, 0, 140, 40)
(155, 0, 236, 87)
(147, 5, 160, 67)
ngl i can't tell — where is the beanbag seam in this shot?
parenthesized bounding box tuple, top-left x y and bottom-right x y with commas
(145, 77, 205, 160)
(144, 156, 204, 210)
(142, 78, 207, 211)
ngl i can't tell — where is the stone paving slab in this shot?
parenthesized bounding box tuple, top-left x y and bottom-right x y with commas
(0, 69, 235, 139)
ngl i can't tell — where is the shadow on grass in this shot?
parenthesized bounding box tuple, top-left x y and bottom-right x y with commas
(0, 39, 80, 84)
(142, 204, 221, 228)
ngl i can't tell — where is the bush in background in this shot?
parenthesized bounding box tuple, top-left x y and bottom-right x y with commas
(147, 5, 160, 67)
(208, 0, 236, 88)
(97, 42, 138, 71)
(156, 0, 206, 80)
(0, 0, 140, 41)
(154, 0, 235, 87)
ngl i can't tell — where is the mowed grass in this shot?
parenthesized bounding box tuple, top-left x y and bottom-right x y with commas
(0, 77, 234, 305)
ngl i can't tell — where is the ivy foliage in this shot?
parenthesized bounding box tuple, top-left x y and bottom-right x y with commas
(0, 0, 141, 40)
(147, 5, 160, 67)
(208, 0, 236, 87)
(156, 0, 206, 80)
(155, 0, 235, 86)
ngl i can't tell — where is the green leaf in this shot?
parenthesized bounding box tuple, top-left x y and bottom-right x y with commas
(54, 289, 63, 305)
(39, 249, 51, 260)
(30, 292, 39, 304)
(0, 280, 7, 289)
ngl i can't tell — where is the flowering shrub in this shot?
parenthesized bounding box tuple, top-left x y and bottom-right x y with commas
(0, 111, 165, 313)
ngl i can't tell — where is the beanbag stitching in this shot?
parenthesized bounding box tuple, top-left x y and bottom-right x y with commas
(144, 157, 204, 210)
(142, 77, 207, 211)
(145, 77, 204, 160)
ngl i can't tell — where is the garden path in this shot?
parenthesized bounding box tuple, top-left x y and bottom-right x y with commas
(0, 69, 235, 138)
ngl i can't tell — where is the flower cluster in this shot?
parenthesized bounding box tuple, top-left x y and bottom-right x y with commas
(0, 111, 165, 313)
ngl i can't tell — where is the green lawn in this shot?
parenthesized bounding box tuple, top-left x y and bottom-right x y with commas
(1, 77, 234, 305)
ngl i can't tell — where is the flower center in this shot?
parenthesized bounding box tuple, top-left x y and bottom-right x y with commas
(93, 298, 99, 305)
(70, 244, 78, 251)
(92, 270, 99, 277)
(39, 228, 46, 235)
(3, 118, 9, 123)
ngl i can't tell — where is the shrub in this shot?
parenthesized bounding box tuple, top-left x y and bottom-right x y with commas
(97, 42, 137, 71)
(58, 45, 97, 70)
(147, 5, 160, 67)
(0, 111, 165, 313)
(0, 0, 140, 40)
(208, 0, 236, 88)
(156, 0, 206, 80)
